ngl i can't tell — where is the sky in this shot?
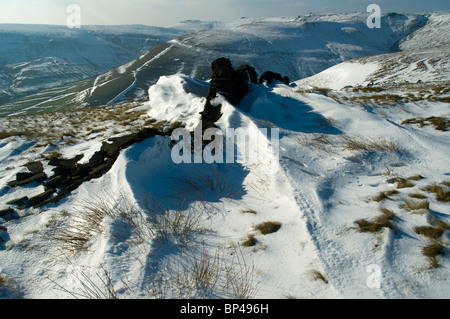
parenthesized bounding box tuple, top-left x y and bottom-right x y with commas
(0, 0, 449, 27)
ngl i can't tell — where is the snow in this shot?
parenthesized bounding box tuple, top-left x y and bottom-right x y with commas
(294, 61, 380, 90)
(143, 74, 209, 130)
(0, 12, 450, 300)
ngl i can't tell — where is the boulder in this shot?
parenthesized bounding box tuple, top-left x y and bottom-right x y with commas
(201, 58, 256, 130)
(101, 128, 161, 159)
(237, 64, 258, 84)
(16, 172, 36, 181)
(206, 58, 252, 106)
(25, 161, 44, 174)
(7, 172, 47, 187)
(6, 196, 29, 207)
(85, 150, 108, 169)
(88, 160, 114, 179)
(101, 134, 139, 158)
(0, 208, 17, 219)
(29, 188, 57, 208)
(258, 71, 289, 85)
(0, 225, 7, 243)
(43, 175, 68, 189)
(48, 154, 84, 169)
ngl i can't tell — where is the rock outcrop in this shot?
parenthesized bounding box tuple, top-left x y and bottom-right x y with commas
(4, 126, 176, 210)
(200, 58, 289, 130)
(201, 58, 254, 130)
(258, 71, 290, 85)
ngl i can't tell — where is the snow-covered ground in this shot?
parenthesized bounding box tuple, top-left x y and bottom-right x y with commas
(0, 40, 449, 298)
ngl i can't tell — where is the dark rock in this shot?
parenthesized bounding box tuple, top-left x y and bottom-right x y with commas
(6, 196, 29, 207)
(58, 181, 83, 195)
(25, 161, 43, 174)
(0, 208, 17, 219)
(29, 188, 57, 208)
(0, 225, 7, 243)
(237, 64, 258, 84)
(201, 58, 255, 130)
(101, 134, 139, 158)
(16, 172, 36, 181)
(206, 58, 252, 106)
(85, 150, 108, 169)
(43, 175, 67, 189)
(101, 128, 160, 159)
(7, 172, 47, 187)
(138, 127, 162, 139)
(258, 71, 285, 85)
(49, 154, 84, 177)
(49, 154, 83, 169)
(88, 160, 114, 179)
(34, 192, 68, 208)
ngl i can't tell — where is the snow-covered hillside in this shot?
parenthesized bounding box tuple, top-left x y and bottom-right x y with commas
(0, 23, 204, 107)
(295, 45, 450, 90)
(0, 12, 432, 117)
(0, 35, 449, 299)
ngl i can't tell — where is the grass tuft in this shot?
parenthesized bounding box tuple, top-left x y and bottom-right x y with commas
(414, 226, 444, 240)
(372, 189, 398, 202)
(356, 209, 395, 233)
(400, 199, 430, 213)
(424, 184, 450, 202)
(343, 135, 401, 152)
(254, 222, 282, 235)
(409, 192, 427, 199)
(241, 209, 257, 214)
(309, 270, 329, 284)
(241, 234, 258, 247)
(396, 178, 414, 189)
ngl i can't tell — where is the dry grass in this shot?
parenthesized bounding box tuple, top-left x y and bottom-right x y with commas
(414, 220, 450, 240)
(422, 243, 444, 268)
(309, 270, 329, 284)
(170, 168, 245, 202)
(241, 234, 258, 247)
(414, 226, 442, 240)
(294, 133, 332, 151)
(144, 195, 204, 246)
(356, 209, 395, 233)
(396, 178, 415, 189)
(154, 246, 259, 299)
(409, 192, 427, 199)
(440, 180, 450, 187)
(254, 221, 282, 235)
(0, 103, 165, 151)
(400, 199, 430, 213)
(0, 274, 22, 298)
(424, 184, 450, 202)
(52, 195, 153, 253)
(51, 265, 118, 299)
(401, 116, 449, 132)
(407, 175, 424, 181)
(372, 189, 398, 202)
(342, 135, 401, 152)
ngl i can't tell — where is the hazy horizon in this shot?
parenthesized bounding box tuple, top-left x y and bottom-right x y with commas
(0, 0, 449, 28)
